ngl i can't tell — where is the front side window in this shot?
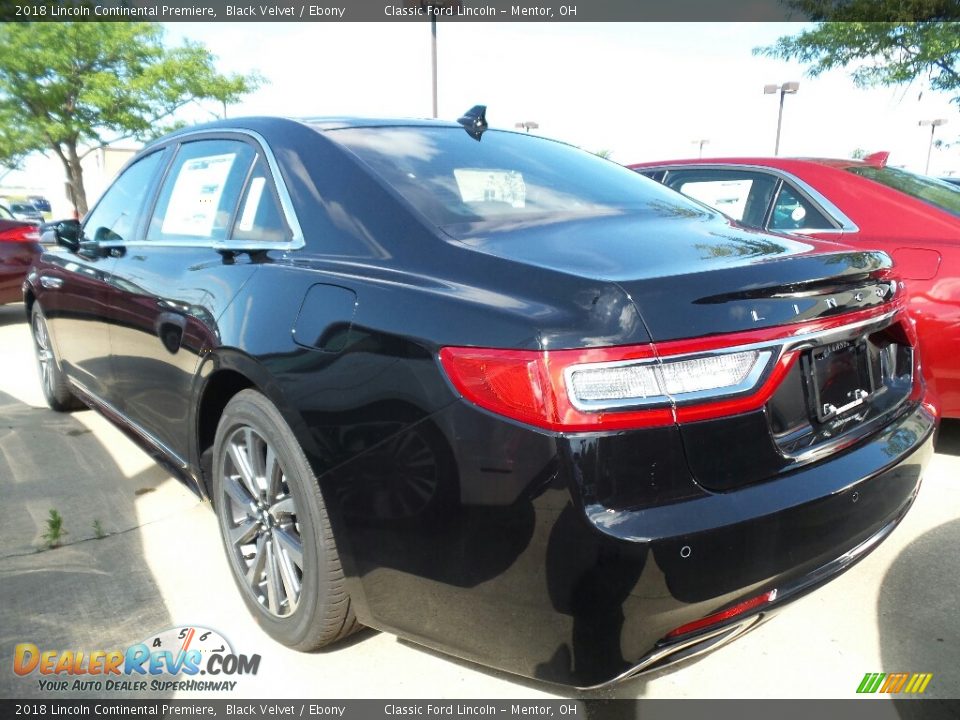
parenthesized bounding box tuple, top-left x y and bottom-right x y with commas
(664, 170, 777, 227)
(83, 151, 164, 243)
(148, 139, 255, 242)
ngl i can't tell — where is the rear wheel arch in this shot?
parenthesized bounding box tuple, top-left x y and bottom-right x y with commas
(193, 351, 315, 500)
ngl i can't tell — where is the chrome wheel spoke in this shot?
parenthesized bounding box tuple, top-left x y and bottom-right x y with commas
(248, 428, 266, 487)
(228, 440, 259, 500)
(228, 517, 259, 547)
(265, 445, 281, 499)
(273, 526, 303, 569)
(224, 474, 256, 509)
(269, 496, 295, 518)
(264, 538, 282, 614)
(245, 533, 267, 588)
(276, 541, 301, 612)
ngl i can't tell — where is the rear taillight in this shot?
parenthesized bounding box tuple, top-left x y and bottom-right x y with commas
(439, 303, 908, 433)
(0, 227, 40, 243)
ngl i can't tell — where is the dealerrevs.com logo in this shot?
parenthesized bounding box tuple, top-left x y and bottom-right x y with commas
(13, 626, 261, 693)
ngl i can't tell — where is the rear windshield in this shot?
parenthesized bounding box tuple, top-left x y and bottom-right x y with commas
(846, 165, 960, 217)
(324, 126, 711, 230)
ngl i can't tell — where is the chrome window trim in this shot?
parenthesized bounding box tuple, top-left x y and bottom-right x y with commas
(142, 127, 306, 252)
(654, 163, 860, 233)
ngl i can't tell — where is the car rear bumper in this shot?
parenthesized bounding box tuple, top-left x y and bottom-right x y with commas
(322, 399, 935, 688)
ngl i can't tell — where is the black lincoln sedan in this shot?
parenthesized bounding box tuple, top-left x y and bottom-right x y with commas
(24, 111, 935, 688)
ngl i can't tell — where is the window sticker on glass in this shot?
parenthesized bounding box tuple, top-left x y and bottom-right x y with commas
(161, 153, 236, 237)
(237, 177, 266, 233)
(453, 169, 526, 208)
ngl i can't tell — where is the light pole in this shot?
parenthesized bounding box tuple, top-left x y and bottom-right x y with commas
(417, 1, 461, 118)
(763, 81, 799, 156)
(515, 121, 539, 133)
(430, 16, 438, 118)
(691, 139, 709, 158)
(919, 119, 947, 175)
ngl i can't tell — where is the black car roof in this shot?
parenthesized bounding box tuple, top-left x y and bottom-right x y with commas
(158, 115, 463, 140)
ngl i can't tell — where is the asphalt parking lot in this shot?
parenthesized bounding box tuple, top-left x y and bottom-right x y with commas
(0, 301, 957, 700)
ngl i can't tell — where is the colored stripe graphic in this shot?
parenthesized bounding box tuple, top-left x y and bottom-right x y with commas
(857, 672, 933, 694)
(880, 673, 908, 693)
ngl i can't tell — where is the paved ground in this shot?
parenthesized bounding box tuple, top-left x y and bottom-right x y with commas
(0, 302, 957, 700)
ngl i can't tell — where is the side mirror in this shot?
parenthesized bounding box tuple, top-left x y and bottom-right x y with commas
(41, 219, 82, 252)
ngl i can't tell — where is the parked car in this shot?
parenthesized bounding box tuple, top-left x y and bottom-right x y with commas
(27, 195, 52, 213)
(26, 114, 934, 688)
(940, 177, 960, 188)
(631, 154, 960, 419)
(0, 204, 41, 305)
(7, 201, 44, 223)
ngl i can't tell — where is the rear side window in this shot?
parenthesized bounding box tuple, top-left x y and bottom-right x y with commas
(768, 184, 833, 231)
(84, 151, 164, 243)
(232, 157, 291, 243)
(847, 165, 960, 217)
(636, 169, 666, 183)
(148, 139, 255, 242)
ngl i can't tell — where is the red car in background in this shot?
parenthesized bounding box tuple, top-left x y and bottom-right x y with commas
(630, 154, 960, 418)
(0, 203, 41, 305)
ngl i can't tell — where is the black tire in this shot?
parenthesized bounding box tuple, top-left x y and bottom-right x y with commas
(30, 304, 83, 412)
(212, 389, 360, 650)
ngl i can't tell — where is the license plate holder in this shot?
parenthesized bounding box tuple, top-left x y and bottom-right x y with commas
(807, 340, 874, 424)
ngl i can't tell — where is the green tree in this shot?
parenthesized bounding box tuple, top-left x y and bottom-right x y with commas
(756, 15, 960, 107)
(0, 22, 261, 215)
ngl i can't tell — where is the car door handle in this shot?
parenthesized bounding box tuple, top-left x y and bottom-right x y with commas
(39, 276, 63, 290)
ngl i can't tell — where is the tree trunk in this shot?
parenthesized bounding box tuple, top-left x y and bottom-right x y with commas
(56, 140, 89, 217)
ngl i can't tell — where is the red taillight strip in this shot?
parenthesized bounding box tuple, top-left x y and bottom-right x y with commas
(664, 589, 778, 640)
(439, 301, 908, 433)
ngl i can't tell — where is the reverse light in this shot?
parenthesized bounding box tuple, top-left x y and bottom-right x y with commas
(566, 350, 771, 409)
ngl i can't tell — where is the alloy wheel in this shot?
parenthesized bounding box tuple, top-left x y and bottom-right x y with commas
(33, 311, 56, 398)
(221, 425, 304, 617)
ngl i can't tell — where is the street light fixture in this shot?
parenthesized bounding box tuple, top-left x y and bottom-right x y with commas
(691, 139, 709, 158)
(515, 121, 539, 133)
(763, 81, 799, 156)
(919, 119, 948, 175)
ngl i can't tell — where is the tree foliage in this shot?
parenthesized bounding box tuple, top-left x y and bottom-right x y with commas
(0, 22, 261, 214)
(756, 15, 960, 107)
